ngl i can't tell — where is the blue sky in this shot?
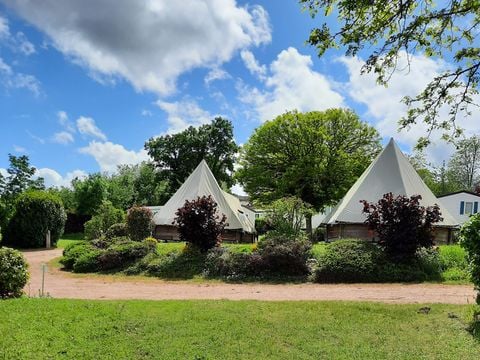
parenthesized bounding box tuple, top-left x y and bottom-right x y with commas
(0, 0, 477, 191)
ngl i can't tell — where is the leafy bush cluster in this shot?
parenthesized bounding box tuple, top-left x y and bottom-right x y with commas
(314, 239, 443, 283)
(174, 195, 227, 252)
(362, 193, 442, 262)
(84, 201, 125, 240)
(0, 247, 29, 299)
(60, 237, 154, 273)
(460, 213, 480, 304)
(126, 206, 153, 241)
(3, 191, 66, 248)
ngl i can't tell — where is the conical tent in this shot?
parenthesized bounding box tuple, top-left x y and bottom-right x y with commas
(323, 138, 458, 227)
(152, 160, 255, 233)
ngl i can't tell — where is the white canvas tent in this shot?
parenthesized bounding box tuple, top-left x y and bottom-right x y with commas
(323, 138, 458, 241)
(150, 160, 255, 234)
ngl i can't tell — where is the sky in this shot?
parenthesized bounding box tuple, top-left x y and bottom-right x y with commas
(0, 0, 478, 193)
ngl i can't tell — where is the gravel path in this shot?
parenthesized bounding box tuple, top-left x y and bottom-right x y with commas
(23, 248, 477, 304)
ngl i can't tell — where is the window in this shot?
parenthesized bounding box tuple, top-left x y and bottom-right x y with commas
(465, 202, 473, 215)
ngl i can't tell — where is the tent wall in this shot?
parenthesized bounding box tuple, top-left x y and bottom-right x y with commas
(326, 224, 452, 244)
(153, 225, 255, 243)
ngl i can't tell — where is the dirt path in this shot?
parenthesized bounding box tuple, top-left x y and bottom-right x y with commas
(23, 249, 476, 304)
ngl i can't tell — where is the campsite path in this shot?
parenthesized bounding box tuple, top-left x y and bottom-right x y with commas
(23, 249, 476, 304)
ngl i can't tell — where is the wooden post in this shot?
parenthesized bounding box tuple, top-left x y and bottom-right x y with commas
(46, 230, 51, 249)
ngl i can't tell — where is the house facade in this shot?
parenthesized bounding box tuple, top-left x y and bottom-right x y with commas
(438, 191, 480, 224)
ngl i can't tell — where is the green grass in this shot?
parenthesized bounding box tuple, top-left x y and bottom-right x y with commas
(57, 233, 84, 249)
(0, 299, 478, 359)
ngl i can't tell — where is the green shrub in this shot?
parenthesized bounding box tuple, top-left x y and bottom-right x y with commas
(105, 223, 127, 239)
(143, 237, 158, 252)
(254, 217, 270, 235)
(97, 241, 151, 271)
(60, 241, 91, 270)
(174, 196, 227, 252)
(264, 197, 313, 240)
(84, 201, 124, 240)
(126, 206, 153, 241)
(442, 267, 470, 282)
(0, 247, 29, 299)
(204, 247, 264, 279)
(315, 240, 384, 283)
(73, 248, 102, 273)
(257, 233, 312, 276)
(439, 245, 468, 272)
(314, 239, 442, 283)
(459, 213, 480, 303)
(3, 190, 66, 248)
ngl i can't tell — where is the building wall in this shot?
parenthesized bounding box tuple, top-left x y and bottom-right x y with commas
(326, 224, 452, 244)
(154, 225, 254, 243)
(439, 192, 480, 224)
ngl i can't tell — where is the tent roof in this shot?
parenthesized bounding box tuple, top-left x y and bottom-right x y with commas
(323, 138, 458, 227)
(151, 160, 255, 233)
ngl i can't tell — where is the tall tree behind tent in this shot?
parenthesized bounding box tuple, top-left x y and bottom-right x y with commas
(145, 117, 238, 199)
(236, 109, 381, 235)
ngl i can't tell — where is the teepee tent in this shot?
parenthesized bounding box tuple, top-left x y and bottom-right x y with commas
(150, 160, 255, 241)
(323, 138, 458, 243)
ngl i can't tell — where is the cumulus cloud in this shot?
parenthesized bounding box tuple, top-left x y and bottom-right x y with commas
(2, 0, 271, 96)
(79, 141, 149, 173)
(204, 67, 231, 86)
(52, 131, 74, 144)
(240, 50, 266, 79)
(238, 47, 344, 121)
(76, 116, 107, 141)
(36, 168, 87, 188)
(156, 98, 216, 134)
(0, 56, 41, 96)
(339, 52, 480, 164)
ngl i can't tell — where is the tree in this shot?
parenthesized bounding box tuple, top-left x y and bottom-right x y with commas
(126, 206, 153, 241)
(73, 174, 108, 216)
(300, 0, 480, 147)
(361, 193, 442, 262)
(83, 201, 125, 240)
(145, 117, 238, 196)
(236, 109, 381, 234)
(264, 197, 313, 240)
(3, 190, 66, 248)
(448, 135, 480, 190)
(173, 196, 227, 252)
(459, 213, 480, 304)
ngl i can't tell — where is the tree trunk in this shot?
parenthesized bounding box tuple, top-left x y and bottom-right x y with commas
(306, 213, 313, 240)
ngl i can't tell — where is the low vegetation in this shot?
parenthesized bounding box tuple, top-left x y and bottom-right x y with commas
(460, 213, 480, 303)
(0, 247, 29, 299)
(0, 299, 479, 359)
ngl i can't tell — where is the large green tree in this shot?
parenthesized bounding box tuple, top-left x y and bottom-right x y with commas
(300, 0, 480, 147)
(448, 135, 480, 190)
(72, 174, 108, 216)
(145, 118, 238, 196)
(236, 109, 381, 233)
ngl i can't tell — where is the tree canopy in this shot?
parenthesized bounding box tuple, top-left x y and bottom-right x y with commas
(145, 117, 238, 196)
(300, 0, 480, 147)
(236, 109, 381, 231)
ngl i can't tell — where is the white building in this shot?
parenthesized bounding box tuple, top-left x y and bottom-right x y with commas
(438, 191, 480, 224)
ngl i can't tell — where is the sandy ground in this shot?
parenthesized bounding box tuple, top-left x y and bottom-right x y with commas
(22, 248, 477, 304)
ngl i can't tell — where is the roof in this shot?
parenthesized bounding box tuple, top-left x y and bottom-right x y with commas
(323, 138, 458, 227)
(150, 160, 255, 233)
(437, 190, 480, 198)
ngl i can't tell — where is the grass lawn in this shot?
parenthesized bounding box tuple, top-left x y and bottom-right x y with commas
(57, 233, 84, 248)
(0, 299, 478, 359)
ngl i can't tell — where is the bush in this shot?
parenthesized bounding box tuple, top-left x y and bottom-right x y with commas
(126, 206, 153, 241)
(174, 196, 227, 252)
(84, 201, 124, 240)
(459, 213, 480, 303)
(254, 217, 270, 235)
(143, 237, 158, 252)
(3, 190, 66, 248)
(257, 234, 313, 276)
(264, 197, 313, 240)
(314, 239, 442, 283)
(204, 247, 264, 279)
(73, 248, 103, 273)
(362, 193, 442, 262)
(60, 241, 91, 270)
(0, 247, 29, 299)
(105, 223, 128, 239)
(314, 240, 384, 283)
(97, 241, 151, 271)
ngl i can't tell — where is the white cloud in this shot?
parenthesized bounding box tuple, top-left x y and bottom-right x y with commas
(52, 131, 74, 144)
(14, 31, 35, 55)
(141, 109, 153, 117)
(79, 141, 148, 173)
(76, 116, 107, 141)
(0, 167, 7, 178)
(231, 183, 247, 196)
(156, 98, 215, 134)
(2, 0, 271, 96)
(0, 15, 9, 38)
(204, 67, 231, 86)
(0, 14, 35, 55)
(57, 110, 76, 133)
(339, 51, 480, 164)
(238, 47, 344, 121)
(36, 168, 87, 188)
(0, 56, 41, 96)
(240, 50, 266, 79)
(13, 145, 26, 153)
